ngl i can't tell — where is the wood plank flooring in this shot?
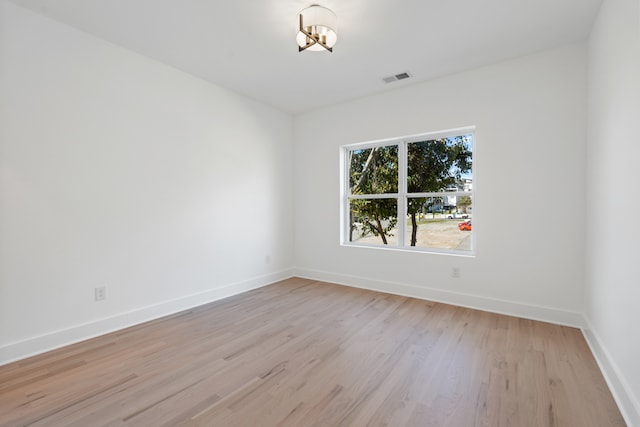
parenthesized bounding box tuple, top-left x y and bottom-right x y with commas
(0, 278, 626, 426)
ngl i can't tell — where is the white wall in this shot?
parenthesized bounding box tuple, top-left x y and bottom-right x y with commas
(0, 1, 294, 363)
(585, 0, 640, 424)
(294, 44, 587, 326)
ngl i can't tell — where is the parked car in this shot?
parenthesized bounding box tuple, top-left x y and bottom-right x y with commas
(448, 212, 469, 219)
(458, 220, 472, 231)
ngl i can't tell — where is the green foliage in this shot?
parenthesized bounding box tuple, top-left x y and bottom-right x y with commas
(407, 136, 472, 213)
(349, 146, 398, 194)
(349, 199, 398, 243)
(457, 195, 472, 212)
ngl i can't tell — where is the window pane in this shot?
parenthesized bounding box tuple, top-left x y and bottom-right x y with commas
(407, 135, 472, 193)
(348, 198, 398, 246)
(406, 196, 472, 250)
(349, 145, 398, 194)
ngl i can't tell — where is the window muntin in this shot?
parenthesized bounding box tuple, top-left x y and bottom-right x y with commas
(343, 129, 474, 254)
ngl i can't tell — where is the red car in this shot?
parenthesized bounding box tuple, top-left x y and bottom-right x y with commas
(458, 220, 472, 231)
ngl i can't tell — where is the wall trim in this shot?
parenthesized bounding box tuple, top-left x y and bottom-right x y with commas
(0, 269, 294, 366)
(293, 267, 584, 328)
(582, 318, 640, 427)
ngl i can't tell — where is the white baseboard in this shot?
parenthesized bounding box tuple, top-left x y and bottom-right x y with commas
(293, 267, 585, 328)
(582, 319, 640, 427)
(0, 269, 294, 366)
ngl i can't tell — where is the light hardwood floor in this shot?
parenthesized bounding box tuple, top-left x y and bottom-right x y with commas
(0, 278, 625, 426)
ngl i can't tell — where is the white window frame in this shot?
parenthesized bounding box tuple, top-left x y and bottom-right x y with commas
(340, 127, 475, 256)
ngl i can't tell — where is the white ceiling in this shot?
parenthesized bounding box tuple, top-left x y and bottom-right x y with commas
(10, 0, 602, 114)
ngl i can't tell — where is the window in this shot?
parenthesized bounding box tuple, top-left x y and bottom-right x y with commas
(342, 128, 474, 254)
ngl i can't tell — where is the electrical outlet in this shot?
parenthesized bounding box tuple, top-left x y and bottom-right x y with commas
(94, 286, 106, 301)
(265, 255, 271, 265)
(451, 267, 461, 278)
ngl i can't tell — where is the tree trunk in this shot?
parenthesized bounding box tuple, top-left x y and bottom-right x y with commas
(410, 212, 418, 246)
(353, 147, 378, 192)
(375, 218, 388, 244)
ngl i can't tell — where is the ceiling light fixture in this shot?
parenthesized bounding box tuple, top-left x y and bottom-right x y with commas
(296, 5, 337, 52)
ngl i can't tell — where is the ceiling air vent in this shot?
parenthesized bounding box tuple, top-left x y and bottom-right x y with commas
(382, 71, 412, 84)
